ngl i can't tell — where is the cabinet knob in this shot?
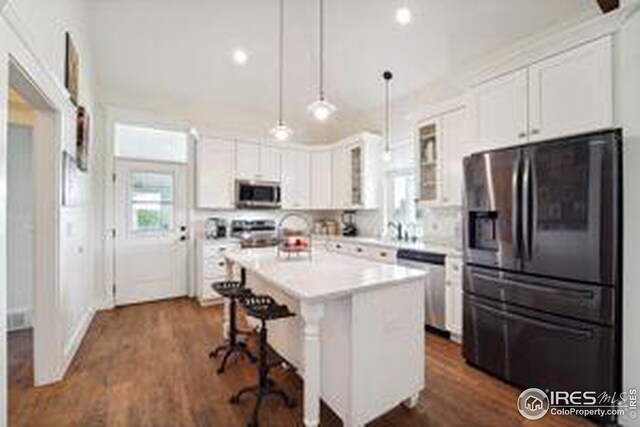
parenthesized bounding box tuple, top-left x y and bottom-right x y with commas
(356, 247, 363, 253)
(518, 132, 527, 139)
(531, 129, 540, 135)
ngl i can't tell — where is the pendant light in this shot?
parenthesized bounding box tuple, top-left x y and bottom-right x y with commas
(383, 70, 393, 162)
(308, 0, 336, 121)
(270, 0, 293, 141)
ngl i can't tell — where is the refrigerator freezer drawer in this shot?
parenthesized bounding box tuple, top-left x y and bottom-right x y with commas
(464, 265, 615, 325)
(463, 294, 617, 396)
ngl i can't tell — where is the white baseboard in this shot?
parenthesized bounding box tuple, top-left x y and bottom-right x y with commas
(56, 306, 96, 381)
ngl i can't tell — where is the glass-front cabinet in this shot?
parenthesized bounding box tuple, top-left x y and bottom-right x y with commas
(417, 120, 439, 203)
(416, 106, 467, 206)
(350, 144, 363, 206)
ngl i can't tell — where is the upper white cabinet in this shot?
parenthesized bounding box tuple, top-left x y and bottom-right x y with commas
(260, 145, 282, 181)
(235, 141, 260, 180)
(471, 36, 613, 150)
(310, 151, 332, 209)
(440, 108, 467, 206)
(416, 107, 467, 206)
(331, 134, 381, 210)
(472, 68, 529, 150)
(528, 36, 613, 142)
(235, 141, 281, 181)
(331, 147, 350, 209)
(281, 149, 311, 210)
(196, 137, 236, 209)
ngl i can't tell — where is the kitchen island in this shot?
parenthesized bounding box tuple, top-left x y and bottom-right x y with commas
(223, 247, 427, 427)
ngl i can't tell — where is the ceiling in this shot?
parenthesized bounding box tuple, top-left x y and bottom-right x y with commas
(86, 0, 599, 142)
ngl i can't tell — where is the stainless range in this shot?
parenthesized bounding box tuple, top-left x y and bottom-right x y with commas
(230, 219, 278, 248)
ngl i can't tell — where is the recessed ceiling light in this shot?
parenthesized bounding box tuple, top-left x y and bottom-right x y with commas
(395, 7, 412, 25)
(232, 49, 248, 65)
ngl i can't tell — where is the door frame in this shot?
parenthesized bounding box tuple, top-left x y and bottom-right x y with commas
(103, 108, 197, 309)
(5, 59, 63, 388)
(112, 157, 189, 305)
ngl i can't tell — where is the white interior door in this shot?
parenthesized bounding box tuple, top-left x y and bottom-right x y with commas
(114, 160, 188, 305)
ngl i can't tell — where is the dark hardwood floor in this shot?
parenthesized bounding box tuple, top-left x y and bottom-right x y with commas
(8, 298, 593, 427)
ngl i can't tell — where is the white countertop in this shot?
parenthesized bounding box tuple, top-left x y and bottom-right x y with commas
(224, 247, 428, 302)
(314, 235, 463, 257)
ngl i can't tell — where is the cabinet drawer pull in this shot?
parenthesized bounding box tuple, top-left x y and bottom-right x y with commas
(336, 244, 342, 249)
(218, 262, 225, 267)
(380, 252, 387, 257)
(356, 247, 363, 253)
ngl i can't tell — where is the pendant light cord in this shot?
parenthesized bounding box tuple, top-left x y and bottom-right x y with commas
(385, 78, 389, 152)
(278, 0, 284, 125)
(319, 0, 325, 100)
(383, 70, 393, 154)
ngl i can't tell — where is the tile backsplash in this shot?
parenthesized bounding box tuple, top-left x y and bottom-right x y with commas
(419, 205, 463, 249)
(354, 204, 462, 249)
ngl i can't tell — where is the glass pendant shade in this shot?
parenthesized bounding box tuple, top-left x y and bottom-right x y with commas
(270, 123, 293, 141)
(308, 98, 336, 121)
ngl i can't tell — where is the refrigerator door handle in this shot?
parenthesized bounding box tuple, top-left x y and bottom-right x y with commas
(522, 154, 533, 261)
(511, 155, 523, 259)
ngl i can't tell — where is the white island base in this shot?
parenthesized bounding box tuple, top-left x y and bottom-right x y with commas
(224, 249, 426, 427)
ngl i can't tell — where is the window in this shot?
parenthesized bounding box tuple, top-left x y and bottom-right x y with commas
(130, 172, 174, 233)
(384, 139, 418, 235)
(115, 123, 188, 163)
(386, 170, 417, 225)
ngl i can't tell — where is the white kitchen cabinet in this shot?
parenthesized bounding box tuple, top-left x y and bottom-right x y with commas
(235, 141, 261, 180)
(440, 108, 467, 205)
(472, 36, 613, 150)
(236, 141, 281, 181)
(472, 68, 529, 150)
(331, 147, 351, 209)
(281, 149, 311, 209)
(310, 151, 332, 209)
(260, 145, 282, 181)
(416, 107, 467, 206)
(196, 240, 240, 304)
(528, 36, 613, 142)
(196, 137, 235, 209)
(445, 255, 463, 342)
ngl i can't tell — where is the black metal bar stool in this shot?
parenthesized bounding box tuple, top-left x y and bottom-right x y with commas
(230, 293, 296, 427)
(209, 280, 256, 374)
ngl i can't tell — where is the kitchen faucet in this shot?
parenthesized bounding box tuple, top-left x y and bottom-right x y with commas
(387, 221, 403, 241)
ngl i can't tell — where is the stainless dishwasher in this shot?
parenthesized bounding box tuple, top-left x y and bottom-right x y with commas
(396, 249, 447, 334)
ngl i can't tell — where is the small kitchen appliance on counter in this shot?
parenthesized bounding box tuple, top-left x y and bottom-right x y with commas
(230, 219, 278, 248)
(341, 211, 357, 237)
(204, 217, 227, 239)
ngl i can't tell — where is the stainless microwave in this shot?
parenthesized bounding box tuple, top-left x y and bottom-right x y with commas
(235, 180, 281, 209)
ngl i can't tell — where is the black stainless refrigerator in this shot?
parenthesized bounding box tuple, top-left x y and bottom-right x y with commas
(462, 129, 622, 413)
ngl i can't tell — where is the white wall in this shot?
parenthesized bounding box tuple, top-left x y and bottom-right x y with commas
(0, 0, 103, 423)
(616, 4, 640, 426)
(7, 124, 34, 328)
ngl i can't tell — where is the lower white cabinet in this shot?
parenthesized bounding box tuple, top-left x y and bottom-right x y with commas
(326, 240, 397, 264)
(445, 255, 463, 341)
(196, 240, 240, 303)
